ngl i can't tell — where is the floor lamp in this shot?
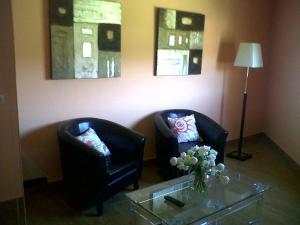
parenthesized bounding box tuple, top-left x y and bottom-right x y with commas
(227, 42, 263, 161)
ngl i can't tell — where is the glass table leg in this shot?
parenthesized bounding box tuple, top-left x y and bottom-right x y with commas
(248, 197, 264, 225)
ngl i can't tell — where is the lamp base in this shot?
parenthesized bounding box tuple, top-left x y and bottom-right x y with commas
(226, 151, 252, 161)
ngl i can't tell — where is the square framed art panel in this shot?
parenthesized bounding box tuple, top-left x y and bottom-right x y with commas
(154, 8, 205, 76)
(50, 0, 121, 79)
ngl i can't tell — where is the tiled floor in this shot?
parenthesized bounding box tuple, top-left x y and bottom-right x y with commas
(5, 135, 300, 225)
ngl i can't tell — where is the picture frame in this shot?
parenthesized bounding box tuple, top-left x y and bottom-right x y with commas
(154, 8, 205, 76)
(49, 0, 121, 79)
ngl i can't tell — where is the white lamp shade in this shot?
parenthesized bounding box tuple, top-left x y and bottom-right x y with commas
(234, 43, 263, 68)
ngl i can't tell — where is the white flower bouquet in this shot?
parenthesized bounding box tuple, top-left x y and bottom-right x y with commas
(170, 145, 230, 192)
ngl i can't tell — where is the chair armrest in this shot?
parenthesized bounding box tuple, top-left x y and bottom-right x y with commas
(58, 131, 110, 208)
(194, 113, 228, 162)
(154, 113, 177, 140)
(154, 113, 178, 158)
(92, 119, 145, 178)
(58, 132, 108, 175)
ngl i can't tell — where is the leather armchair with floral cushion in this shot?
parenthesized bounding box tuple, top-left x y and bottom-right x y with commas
(154, 109, 228, 180)
(58, 117, 145, 215)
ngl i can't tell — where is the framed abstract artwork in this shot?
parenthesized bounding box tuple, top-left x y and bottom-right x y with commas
(154, 8, 205, 76)
(50, 0, 121, 79)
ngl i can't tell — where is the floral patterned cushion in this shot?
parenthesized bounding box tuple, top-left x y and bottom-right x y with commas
(76, 128, 111, 156)
(167, 114, 202, 143)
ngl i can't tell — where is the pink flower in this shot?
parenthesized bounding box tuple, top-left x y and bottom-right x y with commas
(174, 119, 188, 132)
(86, 140, 93, 146)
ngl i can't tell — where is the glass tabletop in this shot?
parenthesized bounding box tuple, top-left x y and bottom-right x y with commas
(126, 169, 270, 225)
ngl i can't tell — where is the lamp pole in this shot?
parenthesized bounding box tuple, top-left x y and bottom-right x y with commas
(227, 67, 252, 160)
(226, 42, 263, 161)
(236, 67, 252, 160)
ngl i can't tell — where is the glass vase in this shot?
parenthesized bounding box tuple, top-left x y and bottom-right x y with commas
(193, 170, 207, 193)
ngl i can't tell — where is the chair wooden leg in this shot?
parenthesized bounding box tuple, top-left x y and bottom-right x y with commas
(134, 181, 139, 190)
(96, 203, 103, 216)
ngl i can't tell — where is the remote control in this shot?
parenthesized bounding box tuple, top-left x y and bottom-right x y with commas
(164, 195, 185, 207)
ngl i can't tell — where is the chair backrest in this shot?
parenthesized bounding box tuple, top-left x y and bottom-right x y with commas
(159, 109, 198, 125)
(59, 117, 98, 137)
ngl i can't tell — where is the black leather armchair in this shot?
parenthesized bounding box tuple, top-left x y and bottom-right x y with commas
(154, 109, 228, 179)
(57, 117, 145, 215)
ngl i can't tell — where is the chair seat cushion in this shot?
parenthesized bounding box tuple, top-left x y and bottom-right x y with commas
(106, 160, 138, 185)
(178, 141, 203, 154)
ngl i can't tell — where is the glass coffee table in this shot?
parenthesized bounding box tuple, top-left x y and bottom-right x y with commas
(126, 169, 270, 225)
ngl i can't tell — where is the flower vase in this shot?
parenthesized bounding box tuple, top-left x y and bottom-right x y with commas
(193, 170, 207, 193)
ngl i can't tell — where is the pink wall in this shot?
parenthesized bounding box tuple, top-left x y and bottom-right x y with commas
(12, 0, 272, 181)
(266, 0, 300, 164)
(0, 0, 23, 201)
